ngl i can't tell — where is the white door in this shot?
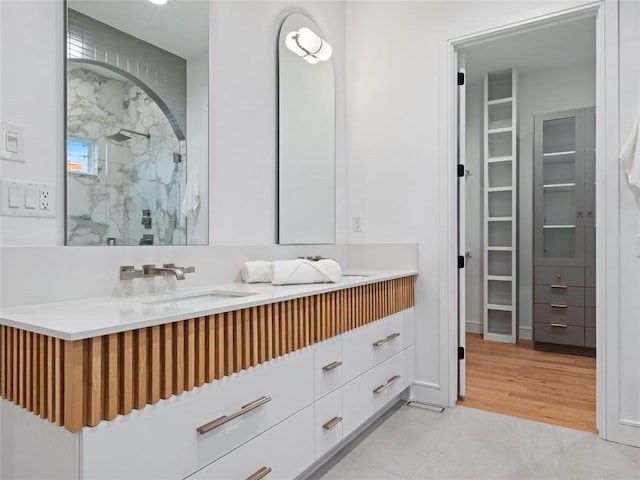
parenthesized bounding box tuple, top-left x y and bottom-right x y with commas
(457, 53, 467, 399)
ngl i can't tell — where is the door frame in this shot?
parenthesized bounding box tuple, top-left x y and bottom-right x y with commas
(441, 0, 618, 440)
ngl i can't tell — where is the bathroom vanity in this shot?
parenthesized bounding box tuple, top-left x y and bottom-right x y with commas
(0, 272, 416, 479)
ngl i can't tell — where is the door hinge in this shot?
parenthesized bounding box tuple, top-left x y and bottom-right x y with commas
(457, 72, 465, 86)
(458, 346, 465, 360)
(457, 164, 465, 177)
(457, 255, 465, 269)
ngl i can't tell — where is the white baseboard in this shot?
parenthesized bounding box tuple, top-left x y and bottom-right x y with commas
(465, 321, 482, 334)
(519, 326, 532, 340)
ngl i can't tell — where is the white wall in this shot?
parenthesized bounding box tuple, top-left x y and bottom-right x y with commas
(464, 62, 596, 339)
(0, 0, 348, 307)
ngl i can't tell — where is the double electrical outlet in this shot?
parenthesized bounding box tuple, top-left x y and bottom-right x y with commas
(0, 179, 56, 218)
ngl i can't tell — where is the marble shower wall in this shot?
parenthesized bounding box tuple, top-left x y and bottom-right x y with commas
(67, 65, 186, 245)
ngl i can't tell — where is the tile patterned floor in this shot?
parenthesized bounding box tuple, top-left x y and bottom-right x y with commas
(307, 402, 640, 480)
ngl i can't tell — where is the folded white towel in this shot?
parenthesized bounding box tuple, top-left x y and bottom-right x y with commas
(619, 115, 640, 194)
(181, 171, 201, 223)
(271, 259, 342, 286)
(241, 261, 272, 283)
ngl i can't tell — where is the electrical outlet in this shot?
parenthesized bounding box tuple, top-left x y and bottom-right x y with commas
(352, 216, 363, 233)
(40, 187, 51, 210)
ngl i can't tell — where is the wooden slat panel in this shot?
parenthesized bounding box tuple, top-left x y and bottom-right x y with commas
(149, 326, 161, 403)
(303, 297, 311, 347)
(25, 331, 31, 411)
(251, 307, 259, 367)
(88, 336, 103, 426)
(215, 314, 225, 379)
(63, 340, 83, 432)
(242, 310, 250, 370)
(105, 334, 119, 421)
(196, 317, 206, 387)
(258, 306, 266, 364)
(12, 328, 18, 404)
(121, 330, 134, 414)
(224, 312, 234, 376)
(234, 311, 243, 371)
(31, 333, 39, 414)
(46, 336, 54, 418)
(266, 305, 274, 361)
(18, 329, 24, 407)
(0, 326, 5, 399)
(135, 329, 148, 408)
(161, 324, 173, 399)
(185, 319, 195, 391)
(205, 316, 215, 383)
(54, 338, 63, 426)
(292, 299, 299, 351)
(172, 322, 184, 396)
(39, 334, 46, 419)
(273, 303, 280, 358)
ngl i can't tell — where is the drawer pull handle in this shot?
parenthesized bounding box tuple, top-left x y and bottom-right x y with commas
(322, 360, 343, 372)
(373, 375, 401, 394)
(550, 304, 568, 309)
(246, 466, 272, 480)
(550, 284, 568, 289)
(373, 332, 400, 347)
(550, 323, 568, 328)
(197, 396, 271, 435)
(322, 416, 343, 430)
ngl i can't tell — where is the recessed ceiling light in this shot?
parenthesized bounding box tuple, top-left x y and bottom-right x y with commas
(148, 0, 167, 5)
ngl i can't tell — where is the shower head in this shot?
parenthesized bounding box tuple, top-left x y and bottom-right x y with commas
(107, 128, 150, 142)
(107, 131, 131, 142)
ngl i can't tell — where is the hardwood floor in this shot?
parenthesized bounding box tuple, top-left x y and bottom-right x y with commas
(457, 333, 597, 432)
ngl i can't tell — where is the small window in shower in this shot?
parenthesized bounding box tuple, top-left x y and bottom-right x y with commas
(67, 136, 95, 174)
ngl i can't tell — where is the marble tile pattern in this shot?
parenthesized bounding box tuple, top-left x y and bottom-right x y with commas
(67, 66, 186, 246)
(308, 404, 640, 480)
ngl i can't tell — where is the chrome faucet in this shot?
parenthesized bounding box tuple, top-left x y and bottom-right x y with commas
(142, 263, 195, 280)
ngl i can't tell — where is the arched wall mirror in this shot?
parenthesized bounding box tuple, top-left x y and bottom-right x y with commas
(65, 0, 208, 246)
(278, 13, 336, 245)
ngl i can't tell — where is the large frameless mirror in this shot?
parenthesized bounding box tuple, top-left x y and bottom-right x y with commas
(65, 0, 208, 246)
(278, 13, 335, 245)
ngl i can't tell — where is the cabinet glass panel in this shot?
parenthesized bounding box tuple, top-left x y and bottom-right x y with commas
(542, 116, 577, 260)
(487, 279, 512, 306)
(488, 250, 511, 276)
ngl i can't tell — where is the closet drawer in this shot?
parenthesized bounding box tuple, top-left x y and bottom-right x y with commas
(585, 287, 596, 307)
(585, 307, 596, 328)
(342, 346, 414, 438)
(585, 267, 596, 287)
(535, 322, 585, 347)
(342, 312, 406, 383)
(535, 266, 584, 287)
(534, 303, 584, 327)
(81, 348, 314, 480)
(534, 285, 584, 307)
(585, 327, 596, 348)
(315, 387, 343, 459)
(189, 405, 315, 480)
(315, 335, 343, 400)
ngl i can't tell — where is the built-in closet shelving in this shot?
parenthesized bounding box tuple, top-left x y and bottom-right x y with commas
(483, 69, 518, 343)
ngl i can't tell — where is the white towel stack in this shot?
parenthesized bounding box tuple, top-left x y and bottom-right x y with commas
(620, 115, 640, 195)
(240, 259, 342, 285)
(241, 261, 272, 283)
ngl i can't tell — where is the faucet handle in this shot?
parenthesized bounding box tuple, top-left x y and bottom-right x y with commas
(120, 265, 143, 280)
(142, 264, 157, 278)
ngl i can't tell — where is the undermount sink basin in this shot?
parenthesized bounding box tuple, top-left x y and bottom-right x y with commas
(143, 290, 258, 307)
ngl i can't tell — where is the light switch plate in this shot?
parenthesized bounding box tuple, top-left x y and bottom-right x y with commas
(1, 179, 55, 218)
(1, 122, 25, 162)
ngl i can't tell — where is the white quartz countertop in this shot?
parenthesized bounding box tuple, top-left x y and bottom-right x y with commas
(0, 270, 417, 341)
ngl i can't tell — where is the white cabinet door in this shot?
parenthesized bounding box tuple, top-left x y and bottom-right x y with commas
(314, 387, 343, 459)
(82, 348, 314, 480)
(189, 405, 315, 480)
(342, 346, 414, 438)
(314, 335, 343, 400)
(342, 313, 406, 383)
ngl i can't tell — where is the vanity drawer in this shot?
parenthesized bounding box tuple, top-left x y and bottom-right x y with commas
(81, 347, 314, 480)
(190, 405, 315, 480)
(535, 266, 584, 287)
(315, 387, 343, 459)
(342, 346, 414, 438)
(342, 312, 406, 383)
(534, 322, 585, 347)
(534, 284, 584, 307)
(315, 335, 343, 400)
(534, 303, 585, 327)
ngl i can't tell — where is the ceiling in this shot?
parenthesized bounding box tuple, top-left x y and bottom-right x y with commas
(68, 0, 208, 59)
(461, 15, 596, 85)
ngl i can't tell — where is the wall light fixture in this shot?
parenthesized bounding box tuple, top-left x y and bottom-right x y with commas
(285, 28, 332, 64)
